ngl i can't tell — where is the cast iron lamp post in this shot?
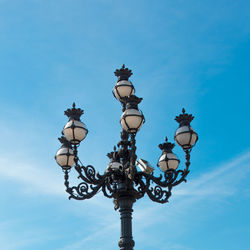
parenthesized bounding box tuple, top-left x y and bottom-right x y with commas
(55, 65, 198, 250)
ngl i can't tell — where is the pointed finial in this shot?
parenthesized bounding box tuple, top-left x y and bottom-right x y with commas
(113, 146, 116, 152)
(114, 65, 133, 81)
(158, 137, 175, 152)
(64, 103, 84, 121)
(121, 95, 143, 109)
(175, 108, 194, 126)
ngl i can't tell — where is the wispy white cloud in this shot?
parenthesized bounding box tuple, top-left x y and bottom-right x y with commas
(0, 156, 64, 197)
(0, 152, 116, 214)
(175, 150, 250, 197)
(0, 219, 59, 250)
(61, 221, 119, 250)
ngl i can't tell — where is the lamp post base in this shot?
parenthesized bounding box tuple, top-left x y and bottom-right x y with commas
(118, 195, 135, 250)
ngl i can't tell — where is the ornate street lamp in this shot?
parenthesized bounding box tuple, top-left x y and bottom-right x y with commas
(55, 65, 198, 250)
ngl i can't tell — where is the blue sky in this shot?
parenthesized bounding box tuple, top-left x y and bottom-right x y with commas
(0, 0, 249, 249)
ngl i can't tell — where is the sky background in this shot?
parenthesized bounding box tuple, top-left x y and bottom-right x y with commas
(0, 0, 250, 249)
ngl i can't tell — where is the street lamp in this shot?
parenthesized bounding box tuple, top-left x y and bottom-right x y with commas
(55, 65, 198, 250)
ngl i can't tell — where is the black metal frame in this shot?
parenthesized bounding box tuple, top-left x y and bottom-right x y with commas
(57, 66, 197, 250)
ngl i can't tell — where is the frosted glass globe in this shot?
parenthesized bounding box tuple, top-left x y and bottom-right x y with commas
(55, 147, 74, 169)
(113, 80, 135, 100)
(175, 126, 198, 149)
(158, 152, 179, 172)
(63, 120, 88, 144)
(120, 109, 144, 133)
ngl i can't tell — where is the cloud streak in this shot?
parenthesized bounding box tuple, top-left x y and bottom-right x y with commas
(0, 156, 64, 197)
(175, 150, 250, 197)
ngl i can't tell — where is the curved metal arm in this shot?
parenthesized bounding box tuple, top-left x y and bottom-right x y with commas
(146, 185, 172, 203)
(64, 169, 102, 200)
(172, 149, 191, 186)
(75, 164, 105, 185)
(68, 181, 104, 200)
(134, 149, 191, 203)
(64, 164, 117, 200)
(63, 147, 192, 203)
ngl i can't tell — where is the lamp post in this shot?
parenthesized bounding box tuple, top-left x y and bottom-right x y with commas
(55, 65, 198, 250)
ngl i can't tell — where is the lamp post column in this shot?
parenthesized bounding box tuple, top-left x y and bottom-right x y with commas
(118, 194, 135, 250)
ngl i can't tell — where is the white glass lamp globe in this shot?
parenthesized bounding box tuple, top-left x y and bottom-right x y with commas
(120, 109, 144, 133)
(55, 146, 74, 170)
(63, 120, 88, 145)
(158, 152, 180, 172)
(175, 126, 198, 150)
(113, 80, 135, 101)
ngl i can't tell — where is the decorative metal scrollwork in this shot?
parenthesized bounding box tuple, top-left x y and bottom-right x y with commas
(63, 149, 191, 206)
